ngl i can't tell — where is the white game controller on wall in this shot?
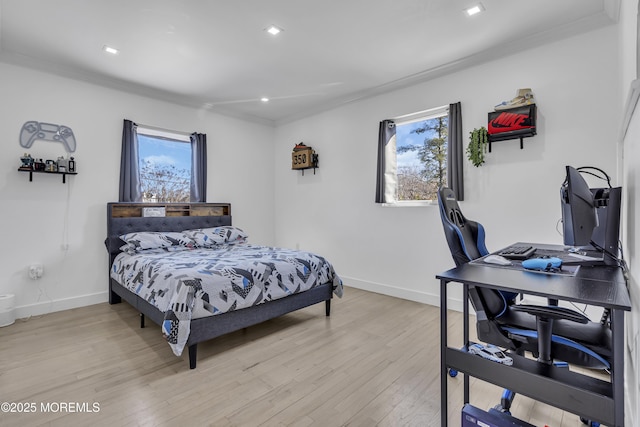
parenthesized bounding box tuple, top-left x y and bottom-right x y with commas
(20, 121, 76, 153)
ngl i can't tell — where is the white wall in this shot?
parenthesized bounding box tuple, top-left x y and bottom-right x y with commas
(274, 25, 620, 309)
(0, 62, 275, 318)
(619, 0, 640, 424)
(621, 99, 640, 427)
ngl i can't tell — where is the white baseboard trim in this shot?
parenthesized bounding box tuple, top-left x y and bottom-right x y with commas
(11, 277, 466, 319)
(14, 291, 109, 319)
(341, 275, 465, 312)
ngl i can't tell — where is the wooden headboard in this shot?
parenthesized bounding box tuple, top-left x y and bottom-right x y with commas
(105, 202, 232, 258)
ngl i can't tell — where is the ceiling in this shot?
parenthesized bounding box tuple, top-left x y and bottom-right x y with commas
(0, 0, 619, 125)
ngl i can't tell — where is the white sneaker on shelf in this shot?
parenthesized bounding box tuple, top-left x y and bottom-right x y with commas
(494, 88, 534, 111)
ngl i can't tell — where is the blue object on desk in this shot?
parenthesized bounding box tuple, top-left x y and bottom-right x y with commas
(521, 256, 562, 271)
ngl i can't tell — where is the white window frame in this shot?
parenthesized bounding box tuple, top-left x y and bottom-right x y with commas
(136, 125, 191, 143)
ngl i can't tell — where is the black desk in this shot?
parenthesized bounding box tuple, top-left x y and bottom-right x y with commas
(437, 243, 631, 427)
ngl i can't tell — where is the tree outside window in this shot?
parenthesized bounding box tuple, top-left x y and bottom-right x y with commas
(137, 134, 192, 203)
(395, 113, 448, 201)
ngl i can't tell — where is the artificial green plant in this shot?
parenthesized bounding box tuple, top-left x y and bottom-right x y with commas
(467, 127, 488, 167)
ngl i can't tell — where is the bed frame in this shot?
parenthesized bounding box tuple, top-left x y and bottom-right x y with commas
(105, 202, 333, 369)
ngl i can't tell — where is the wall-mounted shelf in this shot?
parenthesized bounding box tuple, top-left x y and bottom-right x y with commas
(19, 168, 77, 184)
(296, 166, 318, 176)
(487, 130, 536, 152)
(487, 104, 537, 152)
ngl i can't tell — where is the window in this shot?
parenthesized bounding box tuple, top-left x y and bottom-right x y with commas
(376, 105, 453, 205)
(119, 119, 207, 203)
(395, 107, 449, 202)
(136, 127, 192, 203)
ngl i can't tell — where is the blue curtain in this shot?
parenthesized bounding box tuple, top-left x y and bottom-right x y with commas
(190, 133, 207, 202)
(448, 102, 464, 201)
(119, 119, 141, 202)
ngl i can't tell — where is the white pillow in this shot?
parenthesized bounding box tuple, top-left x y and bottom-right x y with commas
(119, 231, 195, 253)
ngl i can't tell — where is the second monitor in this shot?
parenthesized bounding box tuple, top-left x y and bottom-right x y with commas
(560, 165, 621, 266)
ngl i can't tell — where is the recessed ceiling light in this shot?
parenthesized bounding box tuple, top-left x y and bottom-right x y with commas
(265, 25, 283, 36)
(260, 97, 270, 103)
(465, 3, 485, 16)
(103, 45, 119, 55)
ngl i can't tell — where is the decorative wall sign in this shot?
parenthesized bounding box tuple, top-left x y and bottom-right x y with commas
(19, 121, 76, 153)
(291, 142, 318, 175)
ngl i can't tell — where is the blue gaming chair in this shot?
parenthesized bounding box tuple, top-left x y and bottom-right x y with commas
(437, 187, 612, 416)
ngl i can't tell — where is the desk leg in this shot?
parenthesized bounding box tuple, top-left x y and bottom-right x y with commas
(611, 308, 625, 427)
(440, 278, 448, 427)
(463, 285, 470, 404)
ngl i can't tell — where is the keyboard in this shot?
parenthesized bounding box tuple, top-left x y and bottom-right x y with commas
(497, 245, 536, 260)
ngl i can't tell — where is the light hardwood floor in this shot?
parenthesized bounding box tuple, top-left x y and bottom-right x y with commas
(1, 287, 592, 426)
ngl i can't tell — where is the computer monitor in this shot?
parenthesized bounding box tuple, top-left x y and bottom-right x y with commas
(560, 166, 622, 265)
(561, 166, 598, 247)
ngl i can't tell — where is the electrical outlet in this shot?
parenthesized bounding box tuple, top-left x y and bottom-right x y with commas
(28, 264, 44, 280)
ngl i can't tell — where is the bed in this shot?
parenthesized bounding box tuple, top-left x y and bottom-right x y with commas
(105, 202, 342, 369)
